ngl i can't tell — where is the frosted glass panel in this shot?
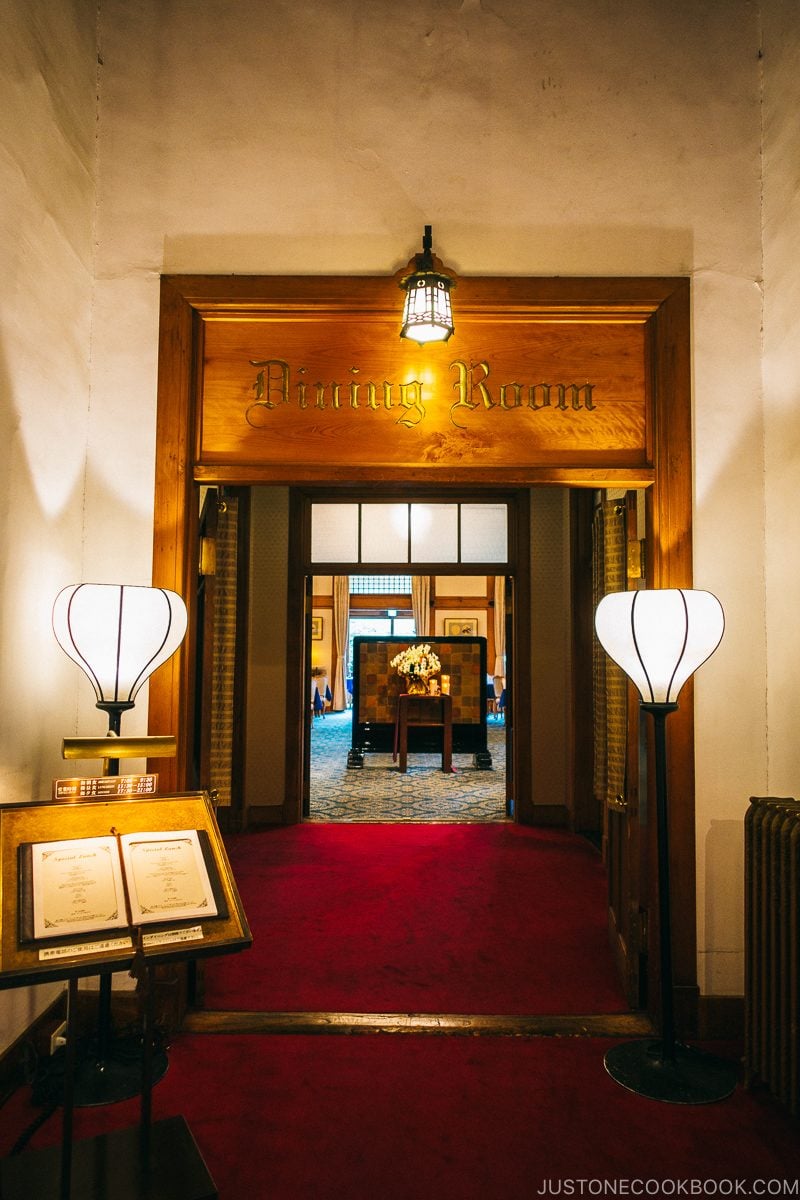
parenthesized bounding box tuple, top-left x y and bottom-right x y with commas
(361, 504, 409, 562)
(311, 503, 359, 562)
(411, 504, 458, 562)
(460, 504, 508, 563)
(312, 501, 509, 565)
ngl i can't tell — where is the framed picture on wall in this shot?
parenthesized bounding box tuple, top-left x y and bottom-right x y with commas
(311, 616, 323, 640)
(445, 618, 478, 637)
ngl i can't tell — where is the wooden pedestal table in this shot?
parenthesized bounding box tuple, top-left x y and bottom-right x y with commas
(394, 693, 453, 774)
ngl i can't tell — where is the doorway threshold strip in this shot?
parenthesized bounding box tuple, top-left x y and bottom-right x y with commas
(183, 1010, 653, 1039)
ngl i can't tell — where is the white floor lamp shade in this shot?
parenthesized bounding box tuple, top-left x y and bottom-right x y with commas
(53, 583, 188, 726)
(594, 588, 725, 706)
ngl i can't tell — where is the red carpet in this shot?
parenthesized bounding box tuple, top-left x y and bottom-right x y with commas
(203, 823, 628, 1013)
(2, 1034, 798, 1199)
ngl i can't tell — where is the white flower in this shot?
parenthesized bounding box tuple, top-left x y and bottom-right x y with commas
(390, 643, 442, 677)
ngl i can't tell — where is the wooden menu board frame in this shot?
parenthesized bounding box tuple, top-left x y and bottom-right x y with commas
(0, 791, 251, 989)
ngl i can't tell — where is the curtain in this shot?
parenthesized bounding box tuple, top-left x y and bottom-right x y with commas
(492, 576, 506, 683)
(592, 500, 627, 808)
(332, 575, 350, 710)
(411, 575, 430, 636)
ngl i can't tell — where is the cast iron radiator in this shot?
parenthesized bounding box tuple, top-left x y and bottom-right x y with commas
(744, 796, 800, 1115)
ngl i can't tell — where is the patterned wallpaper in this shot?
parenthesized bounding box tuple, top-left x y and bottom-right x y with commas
(209, 495, 238, 806)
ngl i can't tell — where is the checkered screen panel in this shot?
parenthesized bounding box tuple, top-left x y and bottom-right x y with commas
(356, 639, 484, 725)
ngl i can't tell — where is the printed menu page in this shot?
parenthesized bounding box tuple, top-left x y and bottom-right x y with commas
(31, 836, 127, 940)
(120, 830, 218, 924)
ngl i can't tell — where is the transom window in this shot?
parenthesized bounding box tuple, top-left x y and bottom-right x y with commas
(311, 502, 508, 566)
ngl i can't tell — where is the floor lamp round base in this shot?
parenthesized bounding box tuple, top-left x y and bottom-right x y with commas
(36, 1038, 169, 1108)
(72, 1041, 169, 1107)
(604, 1040, 738, 1105)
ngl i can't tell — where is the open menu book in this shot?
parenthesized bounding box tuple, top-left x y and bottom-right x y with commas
(24, 830, 221, 942)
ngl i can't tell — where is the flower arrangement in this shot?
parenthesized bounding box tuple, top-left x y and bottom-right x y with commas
(390, 643, 441, 694)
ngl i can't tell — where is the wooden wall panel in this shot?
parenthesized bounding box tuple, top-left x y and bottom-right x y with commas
(166, 272, 682, 487)
(198, 311, 647, 477)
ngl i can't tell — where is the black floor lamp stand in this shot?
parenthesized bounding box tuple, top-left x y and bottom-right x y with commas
(604, 702, 738, 1105)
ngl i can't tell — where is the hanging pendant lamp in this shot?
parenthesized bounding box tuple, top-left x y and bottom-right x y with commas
(399, 225, 455, 344)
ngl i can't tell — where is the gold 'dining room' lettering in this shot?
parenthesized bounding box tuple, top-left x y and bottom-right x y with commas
(246, 358, 596, 431)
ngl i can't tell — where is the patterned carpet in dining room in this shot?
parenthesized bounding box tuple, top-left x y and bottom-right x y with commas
(309, 709, 508, 822)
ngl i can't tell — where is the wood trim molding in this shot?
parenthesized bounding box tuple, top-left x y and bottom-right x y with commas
(149, 277, 200, 793)
(184, 1009, 655, 1038)
(696, 995, 744, 1042)
(645, 279, 697, 1010)
(528, 804, 570, 827)
(244, 805, 285, 827)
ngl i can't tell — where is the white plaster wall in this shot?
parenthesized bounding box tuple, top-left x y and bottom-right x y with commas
(762, 2, 800, 792)
(90, 0, 770, 994)
(4, 0, 793, 1020)
(436, 577, 486, 598)
(698, 1, 800, 995)
(0, 0, 99, 1046)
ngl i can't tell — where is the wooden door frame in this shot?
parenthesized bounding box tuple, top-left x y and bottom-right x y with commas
(148, 273, 697, 1025)
(287, 486, 530, 826)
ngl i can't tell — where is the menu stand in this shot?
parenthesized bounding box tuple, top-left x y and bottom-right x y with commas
(0, 792, 251, 1200)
